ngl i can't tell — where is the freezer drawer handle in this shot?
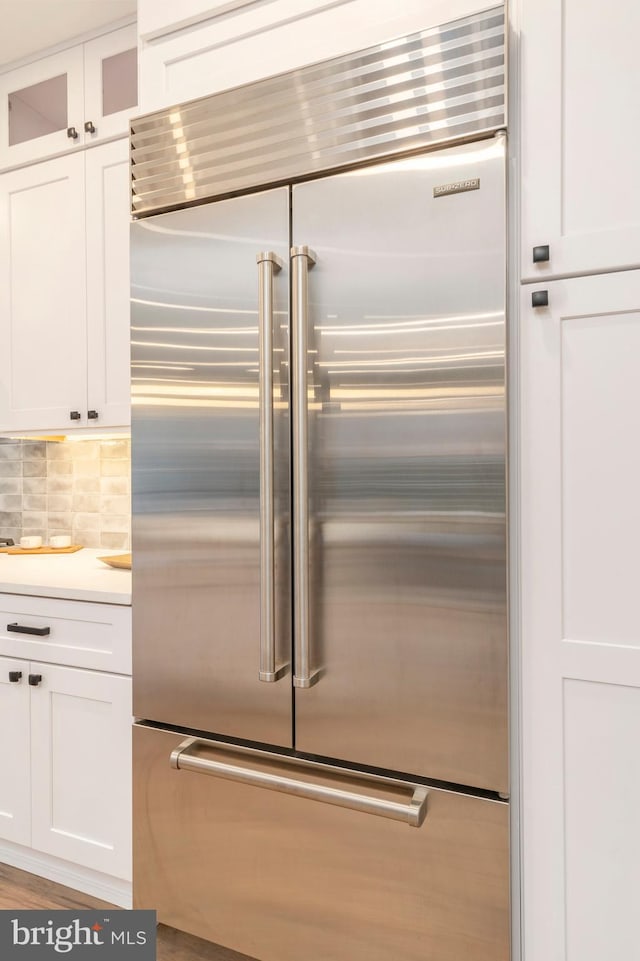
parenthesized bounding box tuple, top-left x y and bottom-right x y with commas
(256, 251, 288, 683)
(291, 245, 319, 689)
(7, 622, 51, 636)
(170, 737, 428, 828)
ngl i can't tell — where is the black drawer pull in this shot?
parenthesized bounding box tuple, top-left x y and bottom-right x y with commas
(9, 671, 22, 683)
(7, 622, 51, 637)
(533, 244, 550, 263)
(28, 674, 42, 687)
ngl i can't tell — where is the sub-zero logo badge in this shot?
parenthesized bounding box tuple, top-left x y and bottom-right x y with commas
(433, 178, 480, 197)
(1, 910, 156, 959)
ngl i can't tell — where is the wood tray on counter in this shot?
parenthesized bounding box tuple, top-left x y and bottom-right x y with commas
(98, 553, 131, 570)
(0, 545, 84, 555)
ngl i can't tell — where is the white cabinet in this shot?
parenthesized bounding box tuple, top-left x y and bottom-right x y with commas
(520, 0, 640, 281)
(520, 269, 640, 961)
(0, 659, 30, 846)
(0, 153, 87, 432)
(85, 138, 132, 428)
(83, 26, 138, 145)
(0, 656, 131, 880)
(0, 594, 132, 884)
(30, 662, 132, 880)
(138, 0, 256, 41)
(137, 0, 488, 112)
(0, 25, 137, 169)
(0, 47, 84, 169)
(0, 139, 130, 433)
(0, 594, 132, 674)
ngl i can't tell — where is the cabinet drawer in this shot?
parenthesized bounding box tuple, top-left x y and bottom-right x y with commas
(0, 595, 131, 674)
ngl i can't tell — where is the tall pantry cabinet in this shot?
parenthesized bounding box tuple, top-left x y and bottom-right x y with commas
(519, 2, 640, 960)
(0, 24, 135, 434)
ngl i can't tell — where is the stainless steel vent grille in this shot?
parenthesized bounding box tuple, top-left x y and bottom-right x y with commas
(131, 5, 505, 217)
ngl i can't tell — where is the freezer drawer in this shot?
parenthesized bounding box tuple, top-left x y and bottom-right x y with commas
(134, 724, 509, 961)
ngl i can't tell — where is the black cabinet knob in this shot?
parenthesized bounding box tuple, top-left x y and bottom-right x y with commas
(28, 674, 42, 687)
(87, 410, 99, 420)
(70, 410, 81, 421)
(9, 671, 22, 683)
(84, 120, 96, 134)
(67, 126, 78, 140)
(533, 245, 550, 263)
(532, 290, 549, 308)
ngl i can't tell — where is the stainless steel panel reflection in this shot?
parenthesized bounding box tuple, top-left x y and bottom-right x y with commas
(292, 138, 508, 792)
(134, 723, 510, 961)
(131, 187, 292, 746)
(130, 7, 505, 216)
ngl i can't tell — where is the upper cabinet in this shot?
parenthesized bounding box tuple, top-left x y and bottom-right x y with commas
(83, 26, 138, 144)
(0, 46, 84, 168)
(136, 0, 485, 112)
(0, 24, 137, 169)
(0, 140, 131, 433)
(520, 0, 640, 281)
(138, 0, 255, 41)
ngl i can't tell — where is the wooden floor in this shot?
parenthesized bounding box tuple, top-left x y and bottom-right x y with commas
(0, 863, 256, 961)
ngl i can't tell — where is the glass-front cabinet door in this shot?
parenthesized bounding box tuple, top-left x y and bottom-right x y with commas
(0, 46, 85, 167)
(0, 24, 137, 167)
(83, 25, 138, 143)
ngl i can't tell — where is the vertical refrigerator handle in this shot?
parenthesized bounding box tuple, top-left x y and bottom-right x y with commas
(291, 245, 319, 689)
(257, 251, 287, 683)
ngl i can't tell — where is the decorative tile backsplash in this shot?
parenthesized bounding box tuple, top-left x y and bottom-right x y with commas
(0, 438, 131, 550)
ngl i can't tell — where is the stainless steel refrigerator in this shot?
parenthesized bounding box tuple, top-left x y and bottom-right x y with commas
(131, 8, 509, 961)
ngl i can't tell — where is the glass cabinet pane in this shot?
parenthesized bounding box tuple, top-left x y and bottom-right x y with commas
(102, 48, 137, 117)
(9, 74, 67, 146)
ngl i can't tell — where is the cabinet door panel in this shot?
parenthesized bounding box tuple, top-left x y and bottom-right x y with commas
(0, 657, 30, 846)
(138, 0, 480, 112)
(138, 0, 255, 40)
(30, 663, 131, 880)
(85, 139, 131, 427)
(0, 154, 87, 432)
(83, 26, 138, 143)
(521, 270, 640, 960)
(0, 47, 85, 168)
(521, 0, 640, 280)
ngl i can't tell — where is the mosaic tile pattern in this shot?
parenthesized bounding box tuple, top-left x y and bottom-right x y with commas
(0, 438, 131, 549)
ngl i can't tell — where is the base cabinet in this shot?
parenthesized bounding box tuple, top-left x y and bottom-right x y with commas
(0, 660, 30, 846)
(0, 655, 131, 881)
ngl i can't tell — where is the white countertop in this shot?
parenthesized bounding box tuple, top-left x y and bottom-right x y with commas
(0, 548, 131, 605)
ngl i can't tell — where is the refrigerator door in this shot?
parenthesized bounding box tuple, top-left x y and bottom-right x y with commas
(134, 723, 509, 961)
(291, 139, 507, 792)
(131, 187, 292, 746)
